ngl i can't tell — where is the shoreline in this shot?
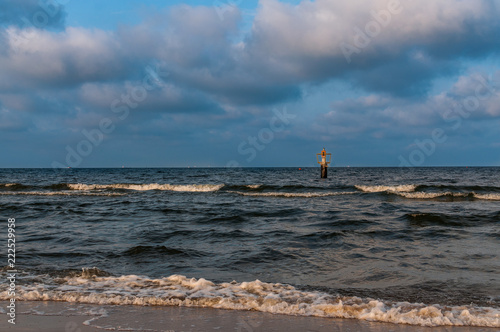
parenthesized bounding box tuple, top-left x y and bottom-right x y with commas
(0, 301, 497, 332)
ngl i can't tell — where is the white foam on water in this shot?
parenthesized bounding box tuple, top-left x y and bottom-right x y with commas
(0, 191, 124, 196)
(353, 185, 500, 201)
(246, 185, 262, 189)
(230, 191, 358, 198)
(397, 192, 467, 199)
(2, 274, 499, 327)
(82, 307, 109, 327)
(397, 192, 500, 200)
(473, 193, 500, 200)
(68, 183, 224, 192)
(355, 185, 417, 193)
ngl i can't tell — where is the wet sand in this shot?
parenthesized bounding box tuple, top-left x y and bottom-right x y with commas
(0, 301, 497, 332)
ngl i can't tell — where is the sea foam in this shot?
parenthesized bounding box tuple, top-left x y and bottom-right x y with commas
(473, 193, 500, 200)
(397, 192, 500, 200)
(0, 191, 124, 196)
(68, 183, 224, 192)
(397, 192, 467, 199)
(230, 191, 358, 198)
(2, 273, 499, 327)
(355, 185, 417, 193)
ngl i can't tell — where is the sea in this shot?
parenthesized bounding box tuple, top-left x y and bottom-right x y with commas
(0, 167, 499, 327)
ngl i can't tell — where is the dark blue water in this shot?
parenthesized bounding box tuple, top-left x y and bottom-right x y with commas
(0, 167, 499, 326)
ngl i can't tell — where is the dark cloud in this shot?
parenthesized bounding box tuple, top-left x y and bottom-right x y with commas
(3, 1, 500, 104)
(245, 0, 500, 96)
(307, 71, 500, 144)
(347, 55, 457, 97)
(0, 27, 138, 91)
(114, 5, 301, 106)
(1, 1, 500, 167)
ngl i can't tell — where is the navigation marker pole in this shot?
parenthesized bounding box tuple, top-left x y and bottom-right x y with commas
(316, 148, 332, 178)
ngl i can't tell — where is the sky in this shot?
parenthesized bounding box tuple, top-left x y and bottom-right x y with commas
(1, 0, 500, 168)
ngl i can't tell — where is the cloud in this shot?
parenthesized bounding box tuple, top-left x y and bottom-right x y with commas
(115, 5, 302, 106)
(246, 0, 500, 95)
(116, 5, 241, 68)
(1, 1, 500, 166)
(309, 70, 500, 143)
(445, 71, 500, 117)
(0, 27, 132, 91)
(2, 1, 499, 103)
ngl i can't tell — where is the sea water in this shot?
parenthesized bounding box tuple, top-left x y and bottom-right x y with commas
(0, 167, 499, 327)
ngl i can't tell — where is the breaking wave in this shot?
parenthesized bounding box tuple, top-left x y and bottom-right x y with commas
(355, 185, 417, 193)
(0, 191, 124, 196)
(354, 184, 500, 200)
(473, 193, 500, 200)
(1, 182, 500, 200)
(245, 184, 262, 189)
(0, 183, 30, 190)
(2, 271, 498, 327)
(229, 191, 358, 198)
(397, 192, 468, 199)
(67, 183, 224, 192)
(397, 192, 500, 200)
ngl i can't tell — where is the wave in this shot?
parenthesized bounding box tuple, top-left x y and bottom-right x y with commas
(355, 185, 417, 193)
(415, 184, 500, 193)
(352, 184, 500, 200)
(473, 193, 500, 200)
(2, 271, 498, 327)
(223, 184, 339, 192)
(67, 183, 224, 192)
(397, 192, 468, 199)
(0, 183, 30, 190)
(0, 183, 20, 187)
(229, 191, 358, 198)
(2, 182, 500, 200)
(0, 191, 124, 196)
(397, 192, 500, 200)
(246, 184, 262, 189)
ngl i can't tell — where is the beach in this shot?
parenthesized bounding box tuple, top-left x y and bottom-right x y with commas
(1, 301, 498, 332)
